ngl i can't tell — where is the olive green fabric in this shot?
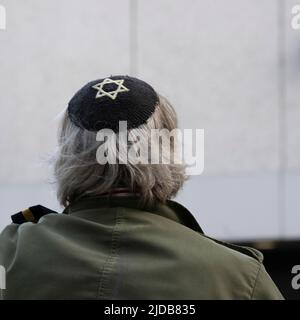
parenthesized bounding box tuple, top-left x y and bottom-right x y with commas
(0, 196, 284, 300)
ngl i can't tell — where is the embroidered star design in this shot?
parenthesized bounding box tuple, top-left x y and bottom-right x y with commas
(92, 78, 129, 100)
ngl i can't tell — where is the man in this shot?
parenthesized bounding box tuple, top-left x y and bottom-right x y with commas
(0, 75, 284, 299)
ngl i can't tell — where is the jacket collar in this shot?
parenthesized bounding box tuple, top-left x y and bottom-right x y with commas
(63, 195, 204, 235)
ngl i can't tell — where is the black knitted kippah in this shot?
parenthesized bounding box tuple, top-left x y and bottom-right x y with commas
(67, 75, 159, 132)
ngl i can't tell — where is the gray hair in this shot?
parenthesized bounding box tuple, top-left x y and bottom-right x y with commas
(52, 94, 186, 207)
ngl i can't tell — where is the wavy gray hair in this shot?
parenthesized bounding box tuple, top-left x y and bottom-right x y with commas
(53, 94, 186, 207)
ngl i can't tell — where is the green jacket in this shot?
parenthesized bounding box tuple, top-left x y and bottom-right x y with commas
(0, 196, 284, 300)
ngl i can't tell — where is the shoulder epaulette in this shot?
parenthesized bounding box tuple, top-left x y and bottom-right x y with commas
(11, 205, 58, 224)
(204, 235, 264, 263)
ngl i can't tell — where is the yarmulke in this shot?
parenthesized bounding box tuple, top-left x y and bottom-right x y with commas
(67, 75, 159, 132)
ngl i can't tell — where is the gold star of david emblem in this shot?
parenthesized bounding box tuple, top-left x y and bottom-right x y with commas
(92, 78, 129, 100)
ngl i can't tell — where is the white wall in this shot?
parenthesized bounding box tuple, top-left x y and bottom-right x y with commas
(0, 0, 299, 240)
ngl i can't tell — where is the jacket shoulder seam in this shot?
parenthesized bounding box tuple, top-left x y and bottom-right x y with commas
(250, 262, 263, 299)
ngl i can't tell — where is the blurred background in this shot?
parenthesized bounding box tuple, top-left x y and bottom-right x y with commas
(0, 0, 299, 298)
